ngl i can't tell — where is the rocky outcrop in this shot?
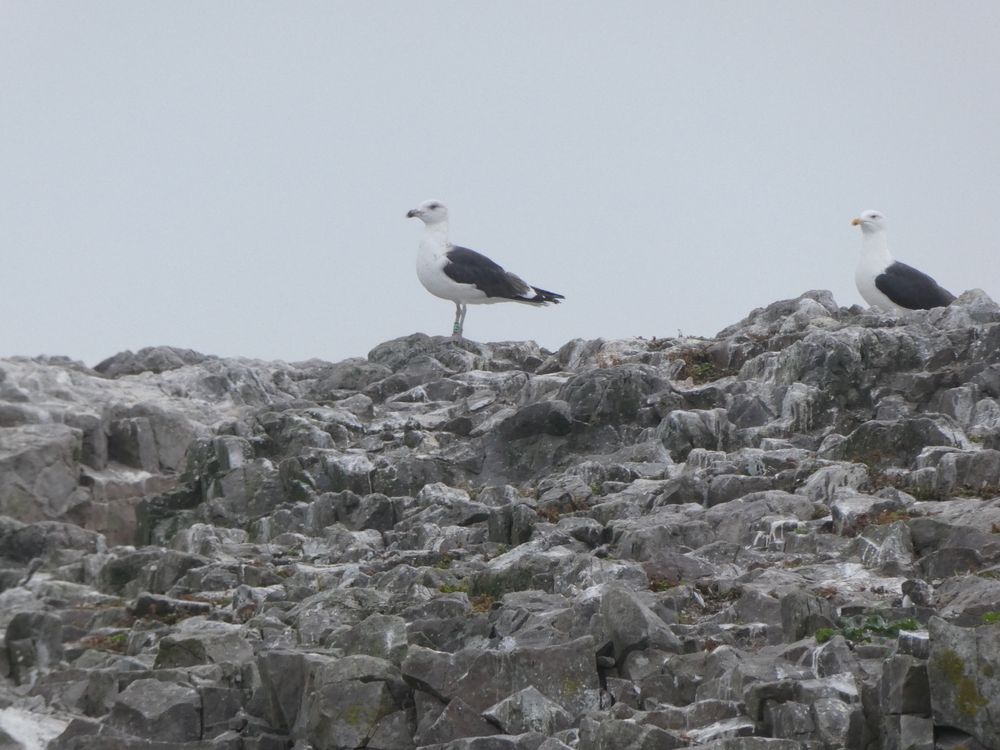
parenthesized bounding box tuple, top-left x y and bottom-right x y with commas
(2, 290, 1000, 749)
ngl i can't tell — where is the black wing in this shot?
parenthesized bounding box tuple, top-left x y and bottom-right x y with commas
(443, 246, 532, 299)
(875, 261, 956, 310)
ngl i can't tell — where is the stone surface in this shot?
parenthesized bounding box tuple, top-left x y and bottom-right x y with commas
(927, 617, 1000, 749)
(4, 290, 1000, 748)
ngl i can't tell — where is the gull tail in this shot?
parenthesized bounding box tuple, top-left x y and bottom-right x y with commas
(523, 286, 565, 305)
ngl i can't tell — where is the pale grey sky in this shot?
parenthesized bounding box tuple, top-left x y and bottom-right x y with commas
(3, 2, 999, 365)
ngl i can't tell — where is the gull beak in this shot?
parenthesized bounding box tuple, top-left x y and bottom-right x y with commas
(406, 209, 419, 219)
(851, 218, 862, 226)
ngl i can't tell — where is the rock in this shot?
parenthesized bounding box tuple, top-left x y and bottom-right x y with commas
(578, 717, 686, 750)
(927, 617, 1000, 749)
(10, 291, 1000, 747)
(401, 638, 600, 716)
(657, 409, 736, 461)
(94, 346, 212, 377)
(482, 686, 574, 736)
(599, 585, 682, 660)
(835, 417, 968, 469)
(153, 620, 255, 668)
(880, 653, 931, 715)
(0, 424, 82, 521)
(498, 401, 573, 440)
(780, 591, 836, 642)
(302, 655, 408, 750)
(557, 365, 664, 427)
(106, 678, 202, 742)
(337, 613, 409, 664)
(5, 610, 64, 683)
(415, 697, 496, 745)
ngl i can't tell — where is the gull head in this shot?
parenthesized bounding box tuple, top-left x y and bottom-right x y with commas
(406, 200, 449, 225)
(852, 209, 886, 234)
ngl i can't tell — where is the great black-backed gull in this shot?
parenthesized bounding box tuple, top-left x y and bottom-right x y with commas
(852, 210, 955, 312)
(406, 200, 564, 338)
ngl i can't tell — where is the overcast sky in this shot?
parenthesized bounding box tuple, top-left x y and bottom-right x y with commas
(3, 2, 999, 366)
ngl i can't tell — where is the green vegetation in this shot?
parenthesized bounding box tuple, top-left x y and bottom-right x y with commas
(814, 628, 837, 644)
(669, 347, 736, 384)
(816, 615, 919, 644)
(981, 611, 1000, 625)
(433, 554, 454, 570)
(934, 649, 988, 718)
(649, 577, 675, 593)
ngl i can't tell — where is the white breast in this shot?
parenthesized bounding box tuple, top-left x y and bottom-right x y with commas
(416, 238, 489, 303)
(855, 255, 902, 312)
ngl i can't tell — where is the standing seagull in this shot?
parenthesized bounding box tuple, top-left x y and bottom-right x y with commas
(406, 200, 564, 338)
(851, 210, 955, 312)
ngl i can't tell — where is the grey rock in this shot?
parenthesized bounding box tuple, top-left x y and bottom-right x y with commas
(880, 653, 930, 715)
(578, 717, 686, 750)
(106, 678, 201, 742)
(153, 621, 254, 669)
(1, 520, 105, 563)
(599, 585, 682, 661)
(415, 697, 496, 745)
(337, 612, 409, 664)
(256, 649, 310, 732)
(482, 686, 574, 736)
(557, 365, 665, 426)
(830, 492, 906, 536)
(882, 714, 934, 750)
(935, 449, 1000, 495)
(94, 346, 212, 377)
(780, 590, 836, 642)
(657, 409, 736, 461)
(0, 424, 82, 521)
(401, 638, 600, 716)
(498, 401, 573, 440)
(5, 609, 64, 684)
(835, 417, 967, 469)
(302, 655, 407, 750)
(927, 617, 1000, 749)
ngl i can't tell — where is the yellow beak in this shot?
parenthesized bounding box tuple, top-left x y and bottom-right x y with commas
(851, 218, 862, 226)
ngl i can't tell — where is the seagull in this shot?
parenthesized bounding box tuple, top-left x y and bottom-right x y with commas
(406, 200, 564, 338)
(851, 210, 955, 312)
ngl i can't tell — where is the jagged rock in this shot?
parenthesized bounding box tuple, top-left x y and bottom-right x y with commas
(780, 590, 837, 642)
(9, 291, 1000, 747)
(401, 638, 600, 716)
(302, 655, 408, 750)
(927, 617, 1000, 749)
(498, 401, 573, 440)
(336, 612, 409, 664)
(599, 585, 682, 660)
(880, 653, 930, 715)
(882, 714, 934, 750)
(0, 519, 105, 563)
(5, 610, 64, 683)
(578, 716, 686, 749)
(483, 686, 574, 736)
(0, 424, 83, 521)
(657, 409, 736, 461)
(415, 696, 496, 745)
(256, 649, 311, 732)
(557, 365, 664, 427)
(834, 417, 968, 469)
(94, 346, 212, 377)
(153, 619, 255, 668)
(106, 678, 202, 742)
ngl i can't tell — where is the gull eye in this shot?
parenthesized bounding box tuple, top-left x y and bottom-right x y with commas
(429, 203, 440, 210)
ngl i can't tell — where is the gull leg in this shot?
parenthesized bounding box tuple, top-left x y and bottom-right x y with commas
(459, 304, 468, 336)
(452, 303, 463, 339)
